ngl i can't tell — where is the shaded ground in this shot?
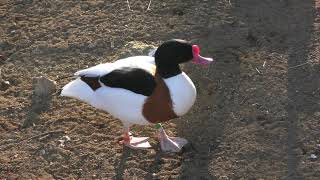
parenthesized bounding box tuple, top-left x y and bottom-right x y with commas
(0, 0, 320, 179)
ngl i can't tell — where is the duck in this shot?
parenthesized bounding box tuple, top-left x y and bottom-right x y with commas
(60, 39, 214, 152)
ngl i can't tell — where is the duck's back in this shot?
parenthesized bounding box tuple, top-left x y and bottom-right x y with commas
(74, 56, 155, 77)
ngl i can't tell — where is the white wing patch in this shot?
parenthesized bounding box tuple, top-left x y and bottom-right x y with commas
(75, 63, 113, 77)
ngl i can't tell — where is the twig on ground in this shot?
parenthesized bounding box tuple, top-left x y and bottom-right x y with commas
(0, 130, 65, 151)
(204, 64, 214, 81)
(240, 96, 248, 105)
(111, 41, 115, 48)
(263, 61, 266, 68)
(312, 88, 320, 95)
(126, 0, 132, 11)
(288, 62, 310, 69)
(28, 130, 65, 141)
(255, 67, 262, 74)
(147, 0, 152, 10)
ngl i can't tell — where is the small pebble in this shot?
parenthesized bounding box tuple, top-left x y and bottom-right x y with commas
(314, 112, 320, 117)
(40, 149, 46, 155)
(0, 80, 10, 91)
(310, 154, 317, 161)
(88, 42, 96, 48)
(58, 139, 65, 147)
(63, 135, 71, 141)
(149, 149, 156, 156)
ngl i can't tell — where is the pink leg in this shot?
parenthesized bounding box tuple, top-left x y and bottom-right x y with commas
(118, 126, 151, 149)
(119, 131, 131, 145)
(158, 125, 188, 153)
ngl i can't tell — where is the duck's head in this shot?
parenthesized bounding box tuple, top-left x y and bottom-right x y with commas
(154, 39, 214, 78)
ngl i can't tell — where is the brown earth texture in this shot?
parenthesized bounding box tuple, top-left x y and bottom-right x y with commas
(1, 0, 320, 179)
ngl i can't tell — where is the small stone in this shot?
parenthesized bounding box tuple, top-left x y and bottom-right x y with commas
(0, 54, 5, 61)
(314, 112, 320, 117)
(33, 76, 57, 96)
(58, 139, 65, 147)
(310, 154, 317, 161)
(0, 80, 10, 91)
(40, 149, 46, 155)
(81, 4, 89, 11)
(110, 41, 115, 48)
(149, 149, 156, 156)
(63, 135, 71, 141)
(88, 42, 96, 48)
(219, 175, 229, 180)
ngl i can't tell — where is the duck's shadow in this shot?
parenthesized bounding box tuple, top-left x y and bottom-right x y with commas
(114, 146, 131, 180)
(114, 143, 193, 180)
(113, 145, 163, 180)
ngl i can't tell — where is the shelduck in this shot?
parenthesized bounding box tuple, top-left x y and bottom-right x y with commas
(60, 39, 214, 152)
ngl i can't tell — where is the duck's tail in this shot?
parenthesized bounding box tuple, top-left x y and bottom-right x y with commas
(60, 77, 96, 104)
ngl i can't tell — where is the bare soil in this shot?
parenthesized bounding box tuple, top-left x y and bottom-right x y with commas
(1, 0, 320, 179)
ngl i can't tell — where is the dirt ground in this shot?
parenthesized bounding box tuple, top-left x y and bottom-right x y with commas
(1, 0, 320, 179)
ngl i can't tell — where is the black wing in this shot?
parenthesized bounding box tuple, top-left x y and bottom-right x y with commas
(99, 67, 156, 96)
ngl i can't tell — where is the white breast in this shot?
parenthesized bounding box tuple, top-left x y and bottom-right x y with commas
(92, 86, 150, 126)
(164, 72, 197, 116)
